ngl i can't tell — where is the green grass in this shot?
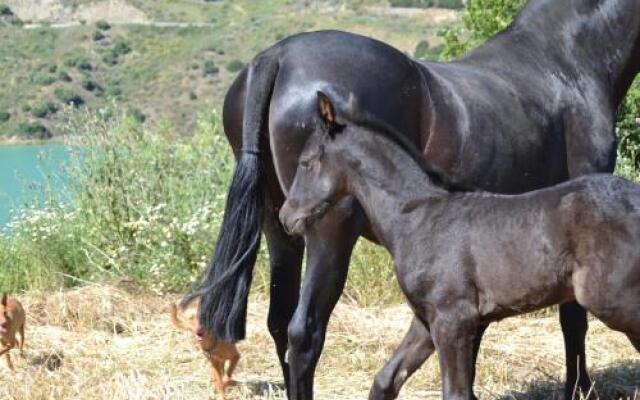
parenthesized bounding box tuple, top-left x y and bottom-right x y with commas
(0, 106, 400, 306)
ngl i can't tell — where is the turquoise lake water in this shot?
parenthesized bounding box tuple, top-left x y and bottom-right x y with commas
(0, 144, 70, 226)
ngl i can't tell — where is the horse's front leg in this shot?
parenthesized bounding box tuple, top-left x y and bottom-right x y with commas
(263, 199, 305, 393)
(286, 197, 364, 400)
(431, 305, 478, 400)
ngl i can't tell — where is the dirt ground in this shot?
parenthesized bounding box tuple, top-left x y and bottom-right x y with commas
(4, 0, 149, 23)
(0, 284, 637, 399)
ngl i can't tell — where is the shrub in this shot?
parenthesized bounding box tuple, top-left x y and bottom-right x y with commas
(92, 30, 105, 41)
(44, 63, 57, 73)
(81, 78, 101, 92)
(439, 0, 526, 59)
(617, 79, 640, 167)
(96, 20, 111, 30)
(64, 54, 80, 67)
(0, 108, 401, 303)
(17, 122, 50, 139)
(102, 50, 119, 66)
(54, 88, 84, 107)
(76, 59, 92, 71)
(64, 55, 92, 71)
(112, 38, 131, 56)
(105, 84, 122, 97)
(31, 101, 58, 118)
(390, 0, 463, 8)
(0, 4, 13, 16)
(58, 70, 72, 82)
(202, 60, 219, 76)
(225, 59, 244, 73)
(30, 71, 56, 86)
(1, 109, 234, 292)
(0, 111, 10, 122)
(126, 107, 146, 123)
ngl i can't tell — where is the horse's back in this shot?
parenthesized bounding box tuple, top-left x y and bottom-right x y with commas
(224, 30, 428, 191)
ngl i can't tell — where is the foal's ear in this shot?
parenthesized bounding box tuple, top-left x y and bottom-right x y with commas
(1, 293, 6, 307)
(317, 91, 344, 138)
(317, 91, 336, 126)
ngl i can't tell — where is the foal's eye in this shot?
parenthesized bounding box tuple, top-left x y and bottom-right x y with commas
(300, 158, 312, 169)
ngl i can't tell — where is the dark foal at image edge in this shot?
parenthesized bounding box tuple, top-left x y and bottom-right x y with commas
(280, 93, 640, 400)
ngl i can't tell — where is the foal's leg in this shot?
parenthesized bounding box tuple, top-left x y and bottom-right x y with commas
(470, 322, 489, 396)
(431, 307, 478, 400)
(369, 318, 487, 400)
(369, 317, 435, 400)
(263, 198, 305, 393)
(287, 198, 364, 400)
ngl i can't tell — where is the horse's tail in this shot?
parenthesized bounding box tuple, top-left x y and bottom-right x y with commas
(192, 53, 279, 342)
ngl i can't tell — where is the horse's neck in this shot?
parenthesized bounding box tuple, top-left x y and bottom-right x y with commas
(343, 132, 446, 252)
(517, 0, 640, 103)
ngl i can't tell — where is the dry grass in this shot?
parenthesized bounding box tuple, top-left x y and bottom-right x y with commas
(0, 284, 638, 400)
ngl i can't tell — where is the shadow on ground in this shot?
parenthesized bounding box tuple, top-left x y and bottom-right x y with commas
(496, 361, 640, 400)
(27, 350, 64, 371)
(240, 379, 286, 397)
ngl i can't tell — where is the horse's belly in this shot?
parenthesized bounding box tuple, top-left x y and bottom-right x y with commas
(475, 259, 573, 321)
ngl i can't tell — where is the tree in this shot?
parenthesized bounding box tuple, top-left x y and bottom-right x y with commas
(439, 0, 525, 59)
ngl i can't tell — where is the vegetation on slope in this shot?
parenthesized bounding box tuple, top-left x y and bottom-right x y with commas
(0, 0, 455, 140)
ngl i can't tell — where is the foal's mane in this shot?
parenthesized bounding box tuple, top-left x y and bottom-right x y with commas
(344, 113, 471, 192)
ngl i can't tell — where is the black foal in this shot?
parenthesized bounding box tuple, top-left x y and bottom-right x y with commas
(280, 93, 640, 399)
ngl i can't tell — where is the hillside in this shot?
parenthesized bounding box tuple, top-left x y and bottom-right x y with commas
(0, 0, 458, 140)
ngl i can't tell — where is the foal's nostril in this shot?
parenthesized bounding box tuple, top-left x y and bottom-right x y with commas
(279, 204, 293, 233)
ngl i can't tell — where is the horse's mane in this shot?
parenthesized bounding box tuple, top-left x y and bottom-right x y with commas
(344, 113, 473, 193)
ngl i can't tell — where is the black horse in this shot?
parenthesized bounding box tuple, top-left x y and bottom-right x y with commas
(280, 92, 640, 400)
(194, 0, 640, 399)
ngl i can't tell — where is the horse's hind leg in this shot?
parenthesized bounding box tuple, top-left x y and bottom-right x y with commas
(263, 197, 304, 394)
(560, 302, 594, 400)
(369, 317, 435, 400)
(562, 114, 615, 400)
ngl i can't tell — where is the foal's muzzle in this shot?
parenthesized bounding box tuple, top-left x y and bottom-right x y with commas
(279, 200, 332, 235)
(279, 202, 306, 235)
